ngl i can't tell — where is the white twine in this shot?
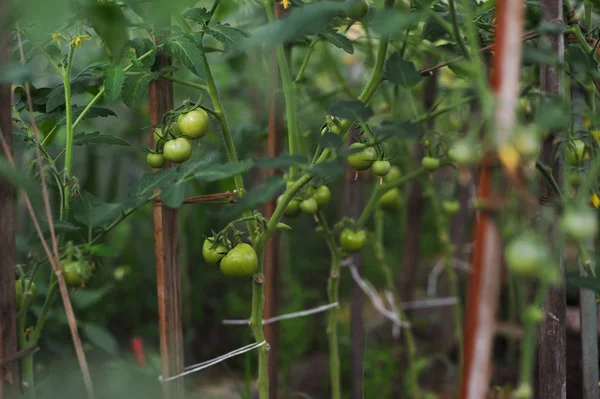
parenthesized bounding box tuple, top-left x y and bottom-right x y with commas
(346, 262, 408, 331)
(401, 297, 458, 310)
(427, 258, 471, 297)
(222, 302, 339, 326)
(384, 290, 402, 339)
(158, 341, 267, 383)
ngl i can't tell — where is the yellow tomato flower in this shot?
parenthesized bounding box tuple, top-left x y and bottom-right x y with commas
(498, 144, 520, 174)
(592, 193, 600, 209)
(282, 0, 289, 9)
(68, 35, 91, 48)
(584, 117, 591, 127)
(591, 130, 600, 142)
(52, 32, 67, 47)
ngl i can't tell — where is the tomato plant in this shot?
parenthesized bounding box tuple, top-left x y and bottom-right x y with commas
(220, 243, 258, 278)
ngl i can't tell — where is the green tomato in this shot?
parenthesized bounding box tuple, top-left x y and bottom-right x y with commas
(522, 306, 545, 324)
(513, 132, 540, 160)
(441, 200, 460, 215)
(371, 160, 391, 176)
(299, 198, 319, 214)
(163, 137, 192, 163)
(504, 235, 549, 278)
(219, 243, 258, 278)
(347, 143, 376, 171)
(382, 166, 401, 184)
(340, 229, 367, 252)
(345, 0, 369, 20)
(146, 152, 166, 168)
(561, 207, 598, 240)
(313, 186, 331, 208)
(448, 140, 479, 167)
(202, 238, 229, 265)
(277, 196, 301, 218)
(15, 280, 38, 310)
(177, 109, 209, 138)
(566, 139, 587, 166)
(379, 188, 402, 213)
(421, 156, 441, 171)
(61, 260, 92, 287)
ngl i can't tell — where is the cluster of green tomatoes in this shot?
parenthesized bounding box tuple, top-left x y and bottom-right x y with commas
(202, 238, 258, 278)
(15, 259, 92, 310)
(146, 108, 210, 168)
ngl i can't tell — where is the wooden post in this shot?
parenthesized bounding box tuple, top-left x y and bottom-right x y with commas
(0, 0, 19, 394)
(537, 1, 566, 397)
(264, 8, 284, 394)
(150, 41, 184, 399)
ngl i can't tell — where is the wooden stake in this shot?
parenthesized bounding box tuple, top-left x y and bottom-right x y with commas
(150, 38, 184, 399)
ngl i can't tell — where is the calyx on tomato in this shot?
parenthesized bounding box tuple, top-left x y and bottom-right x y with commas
(202, 238, 229, 265)
(340, 228, 367, 252)
(220, 243, 258, 278)
(347, 143, 377, 171)
(61, 260, 92, 287)
(177, 109, 209, 138)
(163, 137, 192, 163)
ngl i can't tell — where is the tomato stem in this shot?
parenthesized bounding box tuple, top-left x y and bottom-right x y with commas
(62, 45, 76, 220)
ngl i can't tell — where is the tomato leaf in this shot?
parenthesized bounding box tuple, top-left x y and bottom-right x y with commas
(254, 154, 309, 170)
(191, 159, 254, 182)
(73, 191, 127, 228)
(160, 183, 187, 209)
(319, 132, 343, 148)
(0, 61, 33, 84)
(164, 36, 205, 78)
(329, 100, 373, 122)
(567, 276, 600, 293)
(46, 74, 103, 112)
(85, 2, 129, 63)
(0, 157, 41, 201)
(321, 31, 354, 54)
(308, 160, 344, 178)
(82, 323, 119, 355)
(208, 23, 246, 46)
(73, 132, 130, 147)
(224, 177, 286, 216)
(385, 52, 421, 88)
(39, 218, 80, 234)
(129, 38, 156, 67)
(128, 168, 178, 199)
(372, 121, 421, 140)
(122, 73, 155, 107)
(104, 66, 125, 104)
(183, 7, 210, 25)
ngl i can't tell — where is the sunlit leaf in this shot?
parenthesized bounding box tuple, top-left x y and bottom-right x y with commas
(104, 65, 125, 104)
(122, 73, 155, 107)
(322, 31, 354, 54)
(164, 36, 205, 78)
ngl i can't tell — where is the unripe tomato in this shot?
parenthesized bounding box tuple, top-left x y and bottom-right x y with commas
(347, 143, 376, 171)
(163, 137, 192, 163)
(345, 0, 369, 20)
(513, 132, 540, 160)
(372, 160, 391, 176)
(421, 156, 440, 171)
(448, 140, 479, 167)
(277, 196, 301, 218)
(504, 235, 548, 278)
(299, 198, 319, 214)
(61, 260, 92, 287)
(340, 229, 367, 252)
(561, 207, 598, 240)
(383, 166, 401, 184)
(219, 243, 258, 278)
(154, 128, 166, 149)
(523, 306, 545, 324)
(202, 238, 229, 265)
(146, 152, 166, 168)
(15, 280, 37, 310)
(566, 139, 587, 166)
(441, 200, 460, 215)
(177, 109, 209, 138)
(313, 186, 331, 208)
(379, 188, 402, 213)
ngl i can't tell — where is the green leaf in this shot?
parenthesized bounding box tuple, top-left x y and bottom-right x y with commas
(385, 52, 421, 88)
(0, 156, 41, 200)
(122, 73, 154, 107)
(104, 66, 125, 104)
(319, 132, 343, 148)
(322, 31, 354, 54)
(183, 7, 210, 25)
(227, 2, 346, 55)
(83, 323, 118, 355)
(329, 100, 373, 122)
(192, 159, 254, 182)
(85, 2, 129, 63)
(128, 168, 178, 199)
(73, 132, 130, 147)
(160, 182, 187, 209)
(129, 38, 156, 67)
(0, 61, 33, 84)
(225, 177, 285, 216)
(164, 36, 205, 78)
(72, 285, 113, 309)
(209, 23, 246, 46)
(39, 218, 80, 234)
(254, 155, 308, 169)
(46, 74, 102, 112)
(373, 121, 421, 140)
(421, 17, 449, 41)
(73, 191, 126, 228)
(308, 160, 344, 178)
(533, 96, 570, 131)
(567, 276, 600, 293)
(369, 9, 423, 39)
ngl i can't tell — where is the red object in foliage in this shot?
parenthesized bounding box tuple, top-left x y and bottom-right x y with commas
(130, 336, 145, 366)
